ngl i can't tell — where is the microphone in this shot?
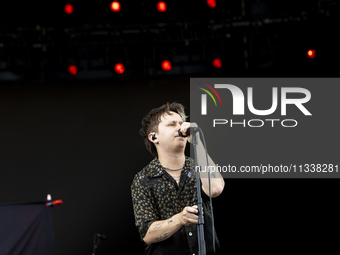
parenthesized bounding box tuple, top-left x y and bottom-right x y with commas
(45, 199, 63, 207)
(95, 234, 108, 240)
(178, 127, 199, 137)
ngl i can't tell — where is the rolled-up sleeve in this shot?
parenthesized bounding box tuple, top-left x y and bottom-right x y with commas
(131, 174, 158, 241)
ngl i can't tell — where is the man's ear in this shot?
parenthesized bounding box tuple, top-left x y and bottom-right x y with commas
(148, 132, 158, 143)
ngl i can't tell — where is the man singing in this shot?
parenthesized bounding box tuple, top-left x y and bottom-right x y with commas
(131, 102, 225, 255)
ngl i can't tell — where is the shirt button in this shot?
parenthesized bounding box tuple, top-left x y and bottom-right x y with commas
(189, 232, 192, 236)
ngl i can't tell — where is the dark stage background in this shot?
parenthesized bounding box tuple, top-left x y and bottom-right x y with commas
(1, 78, 338, 254)
(1, 0, 340, 254)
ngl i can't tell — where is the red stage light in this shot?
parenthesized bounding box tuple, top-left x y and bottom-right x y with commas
(207, 0, 216, 8)
(64, 4, 74, 14)
(157, 1, 167, 12)
(307, 49, 316, 59)
(212, 58, 222, 68)
(68, 65, 78, 75)
(114, 63, 125, 74)
(161, 60, 172, 71)
(110, 1, 121, 12)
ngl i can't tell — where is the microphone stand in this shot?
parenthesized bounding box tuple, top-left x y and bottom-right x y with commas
(191, 129, 206, 255)
(91, 235, 101, 255)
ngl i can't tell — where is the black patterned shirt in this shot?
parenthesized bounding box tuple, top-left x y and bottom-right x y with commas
(131, 157, 219, 255)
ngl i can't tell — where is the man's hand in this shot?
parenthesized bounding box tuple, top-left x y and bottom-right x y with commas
(180, 205, 202, 225)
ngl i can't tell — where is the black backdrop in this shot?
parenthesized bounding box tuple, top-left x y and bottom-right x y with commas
(0, 77, 339, 254)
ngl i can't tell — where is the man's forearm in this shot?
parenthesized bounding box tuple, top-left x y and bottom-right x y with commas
(195, 137, 225, 197)
(143, 213, 183, 245)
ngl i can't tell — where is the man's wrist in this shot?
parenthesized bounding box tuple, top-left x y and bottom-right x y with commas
(173, 212, 184, 226)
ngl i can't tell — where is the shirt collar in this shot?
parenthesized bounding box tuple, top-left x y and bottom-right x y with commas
(146, 157, 193, 178)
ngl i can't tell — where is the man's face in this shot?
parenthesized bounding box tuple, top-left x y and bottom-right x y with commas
(156, 111, 187, 154)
